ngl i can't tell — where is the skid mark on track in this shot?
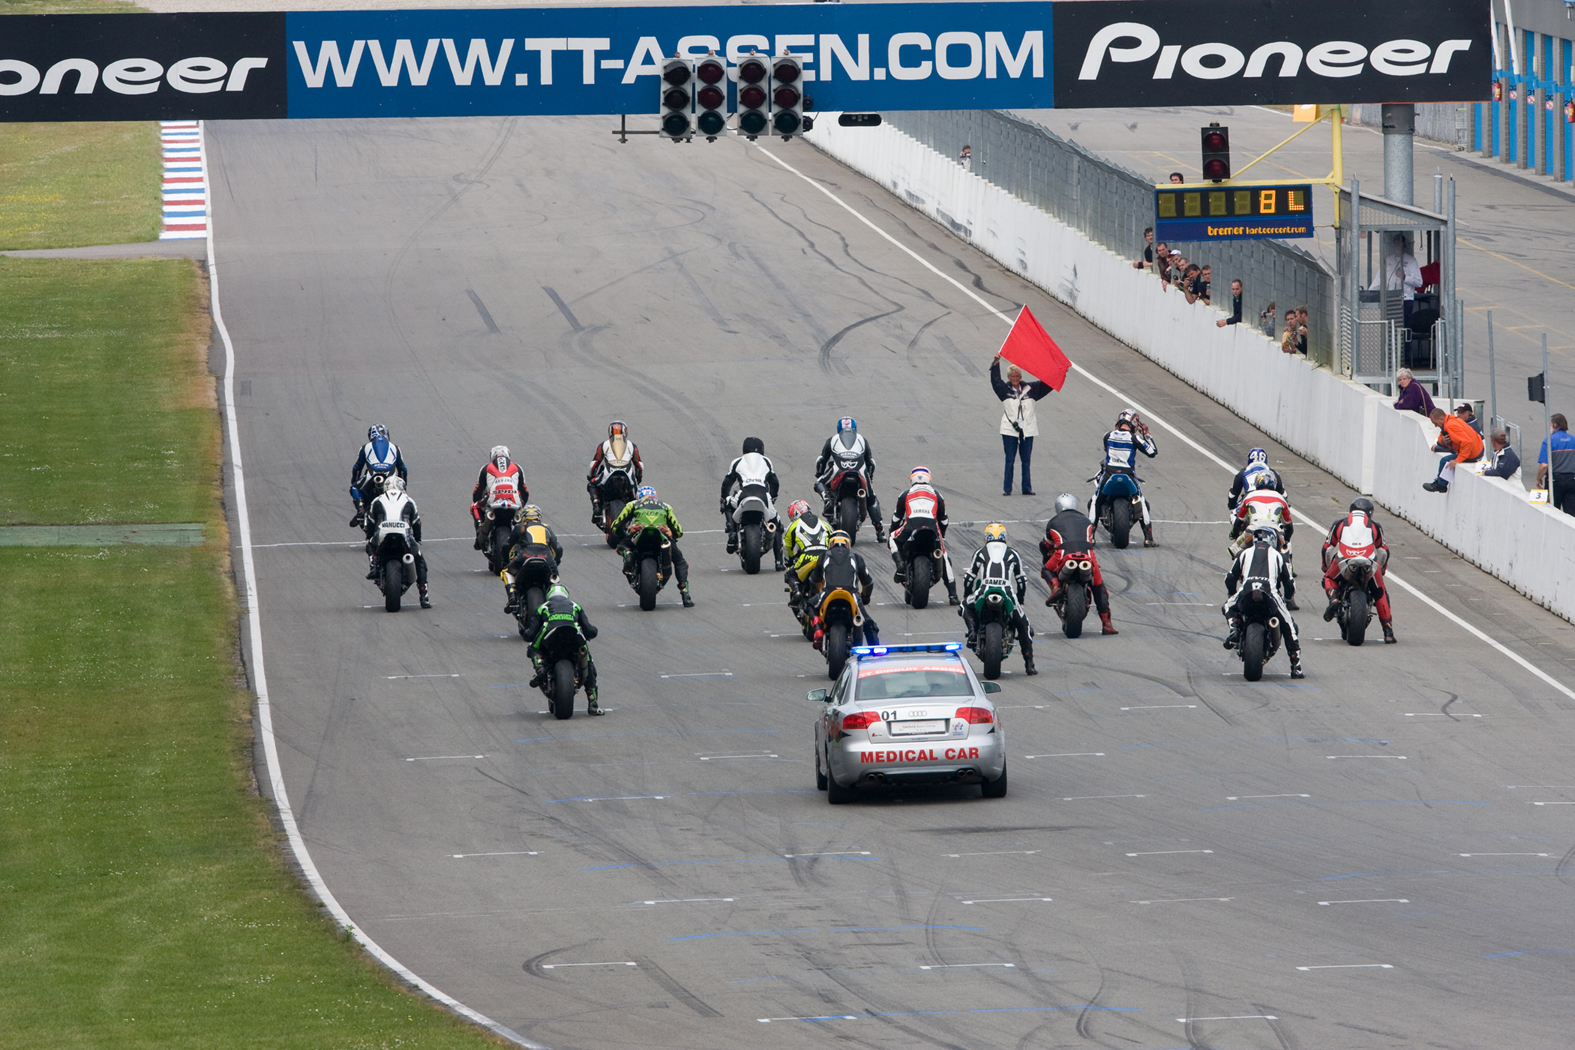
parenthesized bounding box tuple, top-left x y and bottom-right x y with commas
(820, 306, 905, 375)
(636, 956, 722, 1016)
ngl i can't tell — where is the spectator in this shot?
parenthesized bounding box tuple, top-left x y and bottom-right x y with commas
(1280, 310, 1300, 354)
(1165, 254, 1189, 289)
(1482, 428, 1521, 480)
(959, 144, 972, 172)
(1132, 226, 1155, 270)
(1196, 264, 1212, 305)
(1181, 264, 1203, 304)
(990, 355, 1053, 496)
(1215, 279, 1244, 327)
(1392, 368, 1434, 417)
(1370, 234, 1423, 325)
(1454, 401, 1482, 437)
(1536, 413, 1575, 514)
(1296, 306, 1310, 355)
(1168, 172, 1185, 184)
(1153, 243, 1172, 285)
(1422, 406, 1484, 492)
(1259, 300, 1279, 337)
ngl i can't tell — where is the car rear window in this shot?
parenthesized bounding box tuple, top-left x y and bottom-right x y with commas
(854, 662, 972, 702)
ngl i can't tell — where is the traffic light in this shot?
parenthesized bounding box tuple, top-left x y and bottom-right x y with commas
(771, 54, 805, 139)
(1201, 122, 1230, 182)
(660, 57, 693, 142)
(694, 55, 728, 140)
(737, 53, 769, 139)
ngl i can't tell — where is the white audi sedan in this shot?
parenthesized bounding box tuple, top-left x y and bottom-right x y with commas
(810, 643, 1007, 803)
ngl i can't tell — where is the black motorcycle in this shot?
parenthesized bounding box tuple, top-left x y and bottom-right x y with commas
(508, 555, 557, 641)
(594, 470, 637, 549)
(1234, 576, 1285, 682)
(819, 459, 869, 542)
(370, 515, 416, 613)
(896, 519, 945, 609)
(534, 619, 587, 720)
(623, 522, 674, 611)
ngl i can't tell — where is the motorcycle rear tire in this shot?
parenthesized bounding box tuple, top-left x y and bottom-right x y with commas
(604, 499, 626, 547)
(982, 621, 1004, 680)
(551, 659, 576, 720)
(1345, 589, 1369, 646)
(488, 524, 511, 572)
(1063, 583, 1087, 638)
(519, 586, 545, 640)
(1110, 499, 1132, 550)
(741, 523, 763, 575)
(1242, 622, 1267, 681)
(638, 556, 660, 611)
(909, 557, 932, 609)
(383, 560, 402, 613)
(839, 495, 861, 544)
(826, 622, 850, 680)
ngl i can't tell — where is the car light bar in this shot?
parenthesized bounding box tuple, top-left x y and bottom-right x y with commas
(851, 642, 963, 656)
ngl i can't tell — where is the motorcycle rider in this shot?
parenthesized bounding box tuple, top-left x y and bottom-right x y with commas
(365, 476, 431, 609)
(502, 504, 565, 615)
(1223, 527, 1304, 678)
(1229, 473, 1298, 609)
(586, 421, 643, 527)
(349, 424, 407, 527)
(960, 523, 1037, 675)
(814, 417, 885, 542)
(806, 530, 880, 648)
(1321, 497, 1397, 644)
(610, 485, 695, 607)
(1090, 409, 1159, 547)
(887, 466, 960, 605)
(720, 436, 785, 571)
(1041, 492, 1119, 636)
(1227, 447, 1283, 511)
(782, 499, 830, 610)
(526, 582, 603, 716)
(470, 445, 528, 550)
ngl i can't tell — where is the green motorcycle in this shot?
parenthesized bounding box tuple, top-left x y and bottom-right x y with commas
(967, 582, 1017, 680)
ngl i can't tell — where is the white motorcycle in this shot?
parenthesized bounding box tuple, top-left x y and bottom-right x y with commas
(725, 451, 778, 575)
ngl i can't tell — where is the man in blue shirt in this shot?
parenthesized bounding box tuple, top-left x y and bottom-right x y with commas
(1536, 414, 1575, 515)
(1482, 429, 1521, 481)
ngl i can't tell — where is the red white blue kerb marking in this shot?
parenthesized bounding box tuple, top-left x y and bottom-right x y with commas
(159, 120, 206, 240)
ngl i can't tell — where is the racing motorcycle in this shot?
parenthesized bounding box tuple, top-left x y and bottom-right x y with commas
(818, 452, 869, 543)
(504, 554, 558, 642)
(1234, 538, 1286, 682)
(966, 580, 1018, 680)
(371, 515, 417, 613)
(479, 480, 523, 574)
(592, 446, 640, 549)
(895, 518, 946, 609)
(816, 584, 866, 679)
(728, 481, 777, 575)
(788, 577, 821, 642)
(1326, 521, 1385, 647)
(1092, 470, 1144, 550)
(1048, 552, 1098, 639)
(622, 520, 675, 611)
(533, 617, 587, 720)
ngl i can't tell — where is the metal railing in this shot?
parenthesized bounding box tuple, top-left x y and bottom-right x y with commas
(882, 109, 1338, 368)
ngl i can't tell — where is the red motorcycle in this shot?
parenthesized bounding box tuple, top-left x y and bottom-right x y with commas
(1325, 521, 1386, 646)
(1044, 548, 1099, 639)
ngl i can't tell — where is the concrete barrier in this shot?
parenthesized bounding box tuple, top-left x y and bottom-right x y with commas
(807, 117, 1575, 621)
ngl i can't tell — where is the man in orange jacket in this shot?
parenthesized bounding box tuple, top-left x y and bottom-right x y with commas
(1422, 407, 1484, 493)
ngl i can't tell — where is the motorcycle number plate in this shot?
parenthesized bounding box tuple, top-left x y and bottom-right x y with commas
(889, 719, 947, 737)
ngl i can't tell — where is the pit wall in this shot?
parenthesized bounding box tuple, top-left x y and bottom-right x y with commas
(803, 117, 1575, 622)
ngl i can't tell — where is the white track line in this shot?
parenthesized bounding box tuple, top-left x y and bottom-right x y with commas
(759, 146, 1575, 703)
(209, 126, 545, 1050)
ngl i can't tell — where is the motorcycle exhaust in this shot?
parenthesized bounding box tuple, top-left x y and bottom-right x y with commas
(853, 613, 865, 626)
(1079, 560, 1092, 570)
(931, 549, 943, 559)
(1268, 616, 1279, 628)
(766, 521, 777, 532)
(858, 489, 867, 498)
(402, 553, 415, 566)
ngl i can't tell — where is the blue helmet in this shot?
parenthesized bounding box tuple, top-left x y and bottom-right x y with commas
(637, 485, 657, 500)
(1247, 447, 1268, 466)
(368, 424, 389, 442)
(837, 416, 856, 436)
(1253, 471, 1278, 491)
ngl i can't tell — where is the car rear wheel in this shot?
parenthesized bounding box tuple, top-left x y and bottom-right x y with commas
(981, 760, 1008, 799)
(827, 769, 857, 805)
(815, 748, 829, 791)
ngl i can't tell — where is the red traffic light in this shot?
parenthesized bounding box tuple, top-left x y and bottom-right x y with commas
(696, 57, 725, 84)
(773, 85, 801, 109)
(663, 87, 690, 110)
(739, 83, 767, 109)
(663, 63, 691, 86)
(1200, 123, 1230, 182)
(773, 59, 801, 84)
(1202, 131, 1227, 152)
(697, 84, 725, 110)
(738, 57, 768, 84)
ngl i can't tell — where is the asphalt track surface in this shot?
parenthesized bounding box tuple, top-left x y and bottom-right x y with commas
(212, 115, 1575, 1050)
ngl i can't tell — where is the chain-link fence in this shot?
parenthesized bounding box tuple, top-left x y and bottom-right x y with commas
(883, 109, 1337, 368)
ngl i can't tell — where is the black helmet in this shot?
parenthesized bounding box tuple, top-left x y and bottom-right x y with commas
(1349, 497, 1374, 514)
(742, 437, 765, 455)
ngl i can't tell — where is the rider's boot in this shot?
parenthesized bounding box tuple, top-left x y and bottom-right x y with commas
(1044, 577, 1061, 607)
(473, 523, 484, 550)
(1323, 596, 1340, 622)
(680, 583, 695, 608)
(504, 587, 517, 614)
(1100, 611, 1119, 636)
(1289, 653, 1306, 679)
(418, 583, 431, 609)
(366, 554, 378, 581)
(1142, 523, 1156, 548)
(1286, 595, 1299, 611)
(1223, 619, 1241, 649)
(1022, 642, 1038, 676)
(774, 552, 785, 572)
(725, 528, 738, 554)
(1382, 619, 1397, 644)
(874, 520, 887, 544)
(946, 582, 960, 606)
(528, 654, 546, 688)
(586, 685, 603, 716)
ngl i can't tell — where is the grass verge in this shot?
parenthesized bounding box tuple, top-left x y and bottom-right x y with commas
(0, 122, 161, 251)
(0, 258, 505, 1049)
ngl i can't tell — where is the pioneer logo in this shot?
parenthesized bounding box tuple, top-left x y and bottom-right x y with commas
(1078, 22, 1473, 82)
(0, 56, 270, 96)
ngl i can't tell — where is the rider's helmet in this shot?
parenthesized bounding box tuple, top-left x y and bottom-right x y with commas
(828, 530, 851, 548)
(1349, 497, 1374, 515)
(742, 437, 765, 455)
(636, 485, 657, 501)
(608, 421, 628, 440)
(837, 416, 856, 436)
(787, 499, 810, 521)
(521, 504, 542, 524)
(368, 424, 389, 443)
(1252, 526, 1278, 545)
(1054, 493, 1079, 513)
(1116, 409, 1141, 432)
(1247, 447, 1268, 466)
(384, 475, 406, 495)
(546, 582, 571, 602)
(910, 466, 931, 486)
(983, 522, 1008, 543)
(490, 445, 511, 470)
(1253, 472, 1278, 491)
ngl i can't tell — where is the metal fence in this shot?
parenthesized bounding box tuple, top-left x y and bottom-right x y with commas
(882, 109, 1338, 368)
(1348, 103, 1472, 150)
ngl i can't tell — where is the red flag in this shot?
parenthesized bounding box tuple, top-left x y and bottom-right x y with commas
(996, 306, 1072, 391)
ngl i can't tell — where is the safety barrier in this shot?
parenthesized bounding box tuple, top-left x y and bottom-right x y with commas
(806, 116, 1575, 622)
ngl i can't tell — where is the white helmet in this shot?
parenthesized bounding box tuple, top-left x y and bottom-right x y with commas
(490, 445, 509, 460)
(1054, 492, 1078, 513)
(384, 475, 406, 495)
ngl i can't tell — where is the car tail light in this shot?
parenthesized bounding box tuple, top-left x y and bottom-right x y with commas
(841, 711, 881, 731)
(954, 707, 994, 724)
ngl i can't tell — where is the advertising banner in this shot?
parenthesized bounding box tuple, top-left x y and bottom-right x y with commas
(0, 1, 1490, 123)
